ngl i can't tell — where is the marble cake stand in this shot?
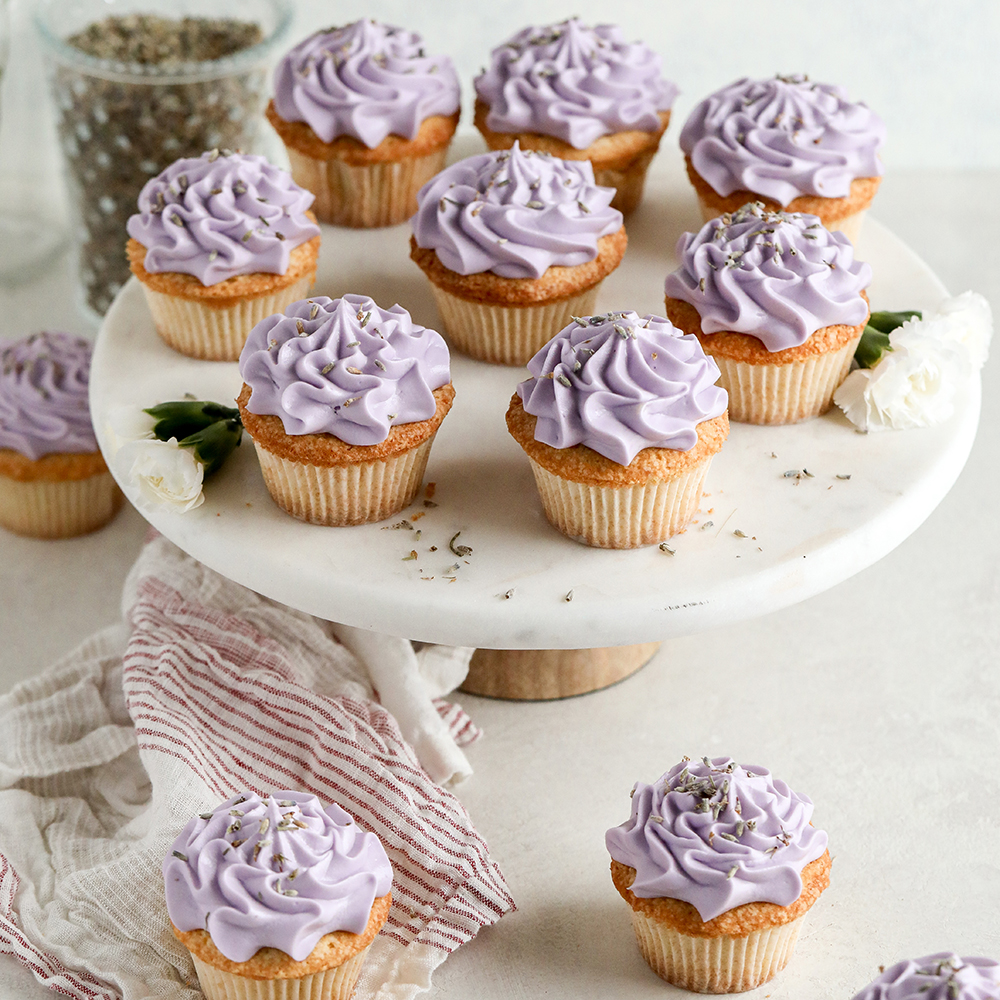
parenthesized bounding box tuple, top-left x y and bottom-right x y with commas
(89, 201, 979, 700)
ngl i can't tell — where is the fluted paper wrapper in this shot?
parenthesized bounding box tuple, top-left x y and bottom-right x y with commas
(695, 196, 868, 244)
(595, 148, 658, 217)
(527, 456, 712, 548)
(629, 908, 805, 994)
(141, 276, 314, 361)
(286, 147, 449, 228)
(191, 948, 368, 1000)
(0, 470, 122, 538)
(253, 436, 437, 526)
(707, 336, 860, 424)
(428, 285, 602, 366)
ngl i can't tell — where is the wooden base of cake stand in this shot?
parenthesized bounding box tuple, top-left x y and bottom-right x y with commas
(460, 642, 661, 701)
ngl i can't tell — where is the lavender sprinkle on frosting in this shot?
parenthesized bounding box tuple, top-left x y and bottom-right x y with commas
(605, 757, 827, 922)
(516, 311, 726, 466)
(849, 954, 1000, 1000)
(163, 791, 392, 964)
(665, 202, 872, 352)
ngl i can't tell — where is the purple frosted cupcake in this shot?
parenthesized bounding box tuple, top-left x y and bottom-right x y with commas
(165, 791, 392, 1000)
(237, 294, 453, 525)
(266, 19, 461, 227)
(850, 955, 1000, 1000)
(474, 18, 677, 214)
(0, 333, 122, 538)
(665, 201, 872, 424)
(606, 757, 831, 992)
(680, 74, 885, 242)
(505, 311, 728, 548)
(410, 142, 626, 365)
(126, 150, 321, 361)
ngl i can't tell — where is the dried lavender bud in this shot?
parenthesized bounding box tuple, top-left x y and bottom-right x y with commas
(48, 14, 267, 316)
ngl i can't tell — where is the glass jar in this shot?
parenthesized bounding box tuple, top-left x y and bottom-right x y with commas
(34, 0, 293, 319)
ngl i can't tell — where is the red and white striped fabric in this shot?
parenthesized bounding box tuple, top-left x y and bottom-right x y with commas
(0, 536, 513, 1000)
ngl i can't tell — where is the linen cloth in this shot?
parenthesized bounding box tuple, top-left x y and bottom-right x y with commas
(0, 535, 513, 1000)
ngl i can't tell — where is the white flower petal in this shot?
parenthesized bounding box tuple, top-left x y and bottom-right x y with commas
(115, 438, 205, 513)
(103, 405, 157, 456)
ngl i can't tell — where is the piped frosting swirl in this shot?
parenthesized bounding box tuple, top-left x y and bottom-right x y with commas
(239, 294, 451, 445)
(664, 202, 872, 352)
(0, 333, 97, 460)
(272, 20, 460, 148)
(163, 791, 392, 964)
(850, 955, 1000, 1000)
(127, 151, 319, 286)
(474, 18, 677, 149)
(516, 312, 726, 466)
(605, 756, 828, 922)
(411, 143, 622, 279)
(680, 74, 885, 205)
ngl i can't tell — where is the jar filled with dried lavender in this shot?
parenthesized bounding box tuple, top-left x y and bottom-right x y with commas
(34, 0, 292, 318)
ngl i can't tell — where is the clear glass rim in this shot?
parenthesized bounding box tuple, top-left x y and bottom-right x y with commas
(32, 0, 294, 84)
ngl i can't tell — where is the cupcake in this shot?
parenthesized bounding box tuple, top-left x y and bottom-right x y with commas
(850, 955, 1000, 1000)
(164, 791, 392, 1000)
(410, 143, 626, 366)
(266, 20, 461, 228)
(127, 150, 321, 361)
(680, 74, 885, 243)
(606, 757, 831, 993)
(238, 294, 454, 525)
(505, 311, 728, 548)
(473, 18, 677, 215)
(664, 202, 871, 424)
(0, 333, 122, 538)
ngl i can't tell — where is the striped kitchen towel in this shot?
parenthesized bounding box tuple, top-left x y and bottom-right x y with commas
(0, 535, 513, 1000)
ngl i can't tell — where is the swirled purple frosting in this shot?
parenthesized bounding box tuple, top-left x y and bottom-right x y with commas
(163, 791, 392, 964)
(412, 143, 622, 279)
(516, 312, 726, 466)
(0, 333, 97, 460)
(272, 20, 460, 148)
(474, 18, 677, 149)
(605, 757, 827, 922)
(664, 202, 872, 352)
(239, 294, 450, 445)
(126, 151, 320, 285)
(680, 74, 885, 205)
(850, 955, 1000, 1000)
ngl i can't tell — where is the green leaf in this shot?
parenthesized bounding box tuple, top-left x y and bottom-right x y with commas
(853, 310, 924, 369)
(144, 400, 241, 443)
(178, 419, 243, 477)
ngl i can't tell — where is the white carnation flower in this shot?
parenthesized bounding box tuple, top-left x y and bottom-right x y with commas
(835, 291, 990, 432)
(115, 437, 205, 512)
(103, 405, 157, 456)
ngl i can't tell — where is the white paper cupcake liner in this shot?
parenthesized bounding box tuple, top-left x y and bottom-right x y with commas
(695, 196, 868, 244)
(0, 470, 122, 538)
(526, 456, 712, 548)
(286, 147, 450, 228)
(428, 285, 602, 366)
(252, 437, 436, 526)
(630, 908, 805, 994)
(707, 335, 861, 424)
(594, 149, 658, 217)
(141, 276, 314, 361)
(191, 948, 368, 1000)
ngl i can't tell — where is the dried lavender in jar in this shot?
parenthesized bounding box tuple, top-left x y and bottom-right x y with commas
(49, 15, 266, 316)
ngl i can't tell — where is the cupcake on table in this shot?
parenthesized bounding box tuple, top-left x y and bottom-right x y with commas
(474, 18, 677, 215)
(126, 150, 321, 361)
(606, 756, 831, 993)
(680, 74, 885, 243)
(267, 19, 461, 228)
(165, 791, 392, 1000)
(0, 332, 122, 538)
(665, 201, 872, 424)
(410, 143, 626, 366)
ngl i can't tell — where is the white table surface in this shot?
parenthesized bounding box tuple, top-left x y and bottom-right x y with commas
(2, 160, 999, 999)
